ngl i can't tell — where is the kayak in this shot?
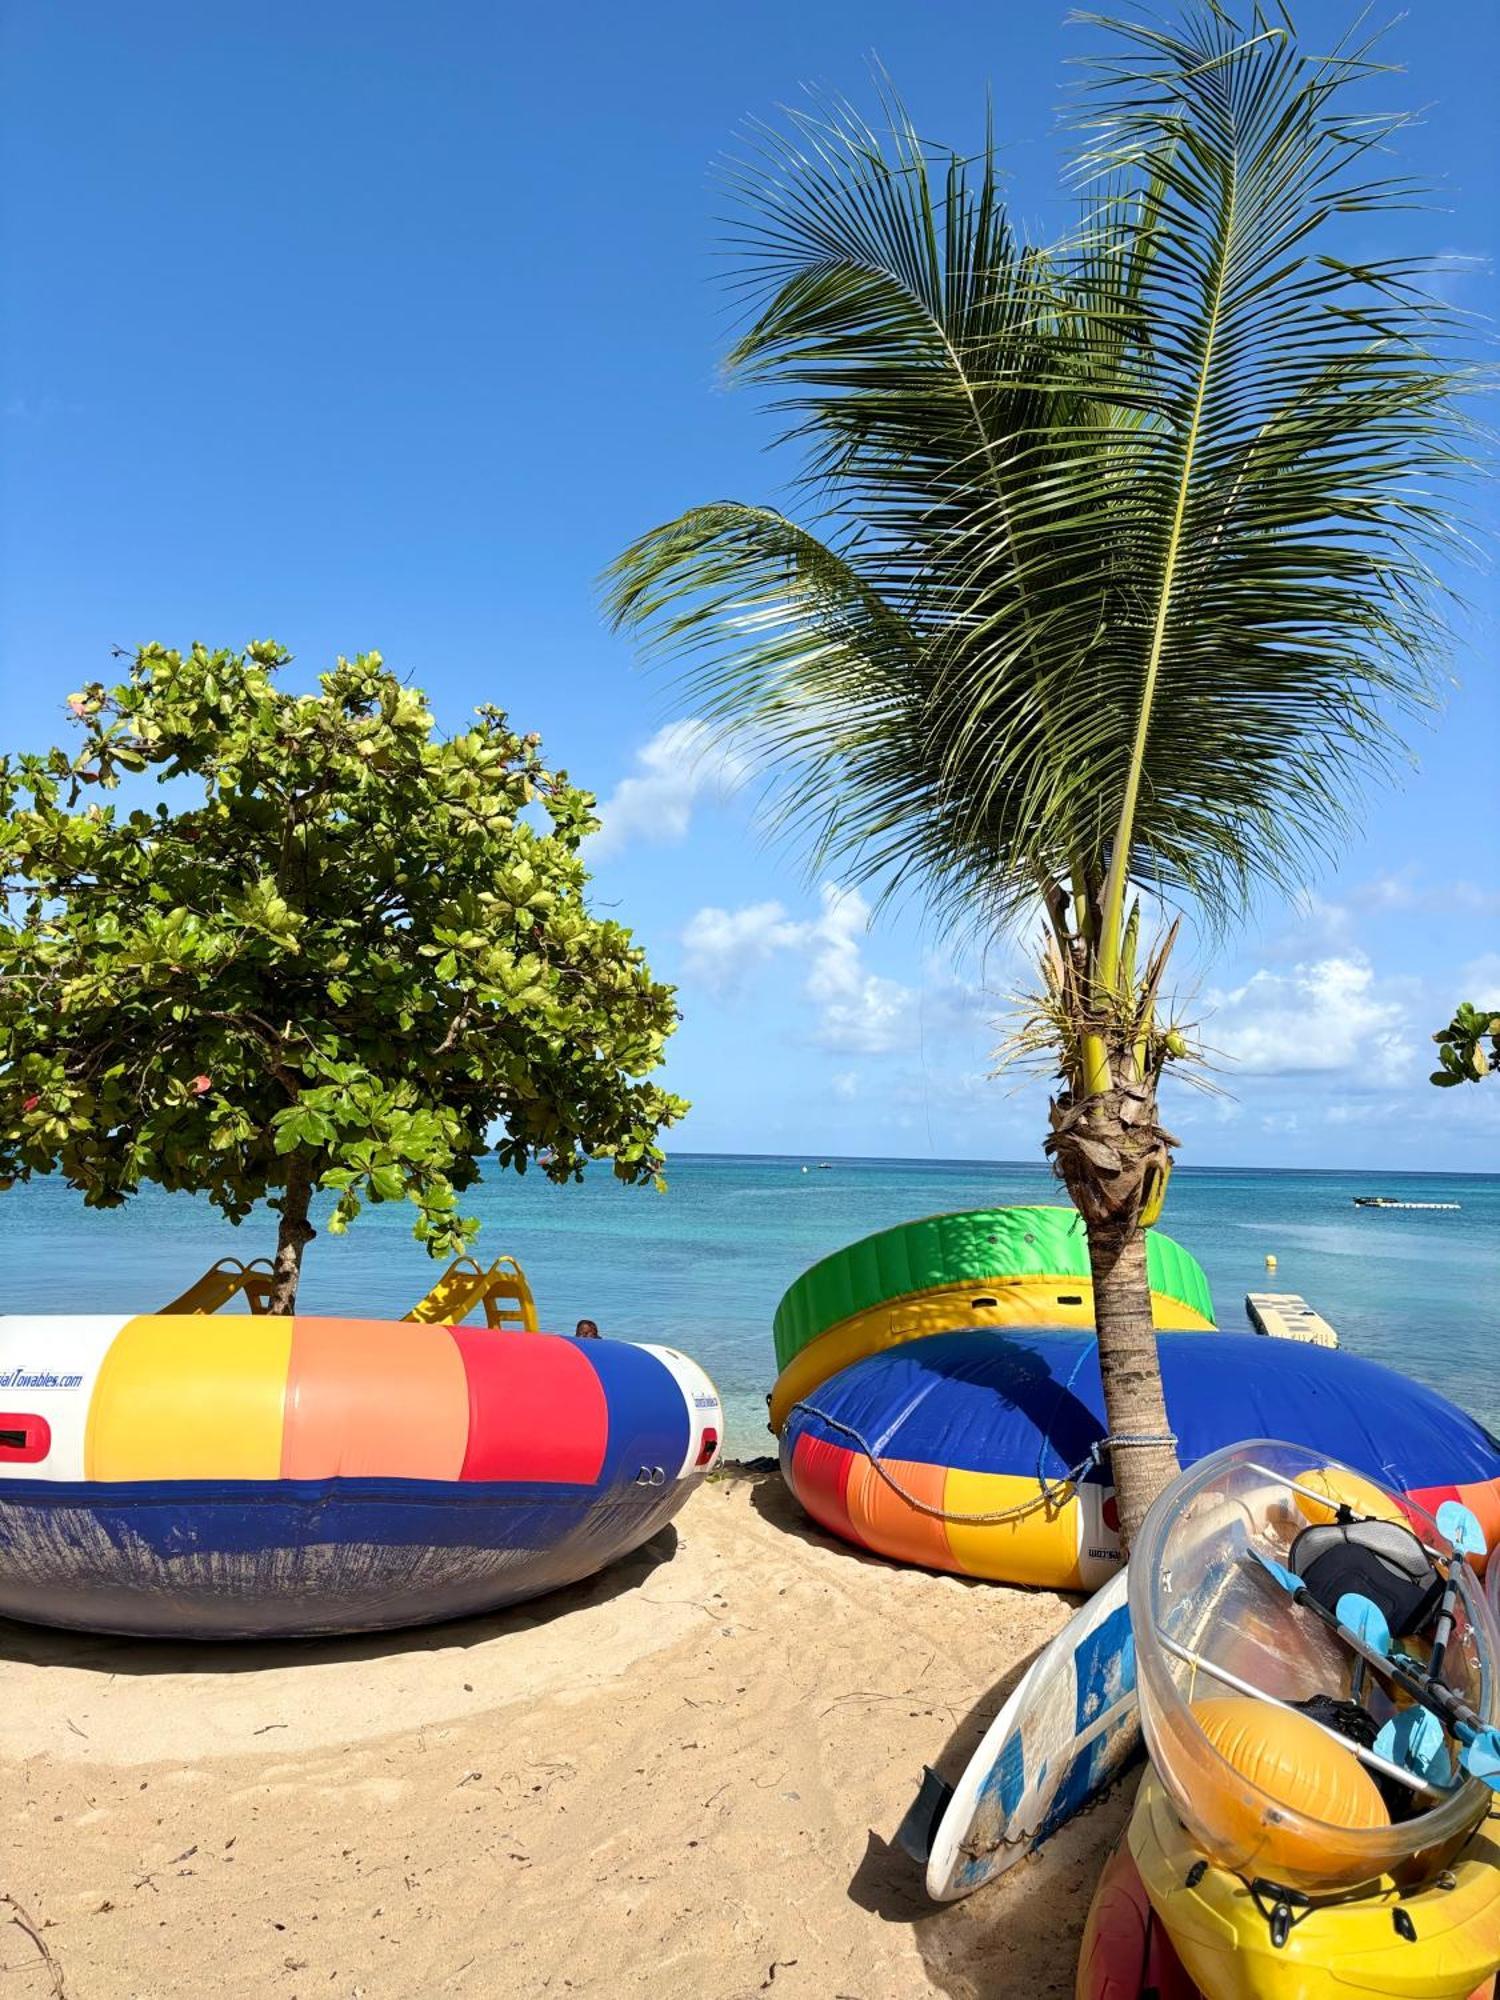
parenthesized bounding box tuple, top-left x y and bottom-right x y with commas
(1075, 1838, 1198, 2000)
(1121, 1438, 1500, 1997)
(1129, 1437, 1498, 1894)
(1078, 1821, 1500, 2000)
(1128, 1771, 1500, 2000)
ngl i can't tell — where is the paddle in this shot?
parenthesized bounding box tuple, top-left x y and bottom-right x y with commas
(1430, 1500, 1488, 1683)
(1245, 1551, 1500, 1792)
(1374, 1707, 1453, 1790)
(1334, 1590, 1500, 1785)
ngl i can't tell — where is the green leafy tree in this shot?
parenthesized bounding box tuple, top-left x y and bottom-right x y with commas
(1431, 1004, 1500, 1087)
(0, 642, 685, 1312)
(607, 10, 1472, 1543)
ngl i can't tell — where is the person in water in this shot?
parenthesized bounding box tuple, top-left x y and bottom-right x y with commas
(574, 1318, 600, 1339)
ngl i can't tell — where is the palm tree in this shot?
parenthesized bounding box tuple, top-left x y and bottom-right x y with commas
(606, 8, 1471, 1547)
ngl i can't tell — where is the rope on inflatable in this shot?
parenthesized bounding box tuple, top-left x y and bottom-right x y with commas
(788, 1400, 1176, 1526)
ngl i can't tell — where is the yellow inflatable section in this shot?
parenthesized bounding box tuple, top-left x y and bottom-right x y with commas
(1130, 1771, 1500, 2000)
(768, 1273, 1212, 1433)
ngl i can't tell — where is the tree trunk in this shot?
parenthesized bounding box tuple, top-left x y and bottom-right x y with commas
(268, 1159, 315, 1315)
(1085, 1214, 1180, 1549)
(1046, 1069, 1181, 1553)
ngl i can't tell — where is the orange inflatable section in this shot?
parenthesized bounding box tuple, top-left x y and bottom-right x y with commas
(280, 1319, 470, 1481)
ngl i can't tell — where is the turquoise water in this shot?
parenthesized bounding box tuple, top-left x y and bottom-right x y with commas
(2, 1155, 1495, 1451)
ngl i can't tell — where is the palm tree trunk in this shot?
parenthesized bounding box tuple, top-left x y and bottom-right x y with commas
(1047, 1065, 1181, 1553)
(1084, 1213, 1179, 1549)
(268, 1159, 315, 1315)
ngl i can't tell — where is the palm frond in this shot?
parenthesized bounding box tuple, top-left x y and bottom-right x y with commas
(606, 8, 1478, 960)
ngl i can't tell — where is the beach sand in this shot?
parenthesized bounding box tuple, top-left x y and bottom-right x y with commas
(0, 1464, 1129, 1999)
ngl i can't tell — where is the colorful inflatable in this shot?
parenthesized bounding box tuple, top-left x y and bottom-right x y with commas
(769, 1206, 1214, 1431)
(0, 1314, 722, 1638)
(780, 1329, 1500, 1590)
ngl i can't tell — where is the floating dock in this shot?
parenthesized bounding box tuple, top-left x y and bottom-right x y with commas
(1245, 1292, 1340, 1349)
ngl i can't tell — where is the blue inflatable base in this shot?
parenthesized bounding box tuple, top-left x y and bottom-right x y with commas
(0, 1474, 699, 1639)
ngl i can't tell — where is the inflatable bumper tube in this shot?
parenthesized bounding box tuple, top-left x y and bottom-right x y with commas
(0, 1315, 723, 1638)
(780, 1329, 1500, 1590)
(769, 1207, 1214, 1433)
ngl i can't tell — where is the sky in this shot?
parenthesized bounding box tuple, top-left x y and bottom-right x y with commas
(2, 1, 1496, 1172)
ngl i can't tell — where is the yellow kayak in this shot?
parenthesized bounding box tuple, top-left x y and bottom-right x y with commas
(1130, 1770, 1500, 1999)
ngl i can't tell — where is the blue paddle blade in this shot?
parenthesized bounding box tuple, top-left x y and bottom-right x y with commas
(1435, 1500, 1487, 1560)
(1248, 1549, 1305, 1597)
(1459, 1729, 1500, 1790)
(1336, 1593, 1394, 1657)
(1375, 1708, 1454, 1788)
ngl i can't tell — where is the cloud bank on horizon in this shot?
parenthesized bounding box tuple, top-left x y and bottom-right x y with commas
(588, 722, 1499, 1173)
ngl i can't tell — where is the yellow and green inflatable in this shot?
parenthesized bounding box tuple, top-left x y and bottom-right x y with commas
(769, 1204, 1215, 1432)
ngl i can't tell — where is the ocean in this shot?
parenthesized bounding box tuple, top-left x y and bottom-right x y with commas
(1, 1154, 1495, 1453)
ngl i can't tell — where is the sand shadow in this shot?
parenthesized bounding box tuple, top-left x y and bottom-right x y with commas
(843, 1634, 1053, 1927)
(842, 1600, 1136, 1999)
(0, 1521, 680, 1678)
(908, 1777, 1136, 2000)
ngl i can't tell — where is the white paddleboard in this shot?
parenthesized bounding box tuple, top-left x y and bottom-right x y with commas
(913, 1567, 1140, 1901)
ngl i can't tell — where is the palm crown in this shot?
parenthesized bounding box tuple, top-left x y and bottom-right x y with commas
(608, 10, 1469, 963)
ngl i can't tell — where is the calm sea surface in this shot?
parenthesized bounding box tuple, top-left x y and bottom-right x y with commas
(2, 1155, 1495, 1452)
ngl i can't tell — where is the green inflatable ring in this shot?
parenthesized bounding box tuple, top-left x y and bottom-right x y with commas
(772, 1205, 1215, 1372)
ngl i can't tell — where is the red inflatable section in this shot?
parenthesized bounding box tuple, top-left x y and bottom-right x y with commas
(451, 1325, 608, 1483)
(1076, 1843, 1196, 2000)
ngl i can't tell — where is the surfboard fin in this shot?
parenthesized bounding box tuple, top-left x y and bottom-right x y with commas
(897, 1766, 952, 1865)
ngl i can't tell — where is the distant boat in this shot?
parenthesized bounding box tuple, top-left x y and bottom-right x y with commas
(817, 1162, 832, 1171)
(1352, 1196, 1461, 1211)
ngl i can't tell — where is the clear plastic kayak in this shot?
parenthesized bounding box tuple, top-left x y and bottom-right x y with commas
(1128, 1439, 1500, 1894)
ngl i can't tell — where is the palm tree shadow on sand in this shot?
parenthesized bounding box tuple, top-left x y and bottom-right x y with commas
(0, 1522, 680, 1678)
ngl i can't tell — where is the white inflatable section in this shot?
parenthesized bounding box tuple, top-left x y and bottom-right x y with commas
(640, 1344, 724, 1480)
(0, 1316, 128, 1481)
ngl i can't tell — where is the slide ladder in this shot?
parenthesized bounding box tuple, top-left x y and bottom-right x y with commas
(404, 1255, 540, 1331)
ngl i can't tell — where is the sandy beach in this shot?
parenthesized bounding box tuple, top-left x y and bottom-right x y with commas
(0, 1463, 1128, 2000)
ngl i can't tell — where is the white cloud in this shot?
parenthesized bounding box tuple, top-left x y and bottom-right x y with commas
(588, 720, 750, 859)
(802, 886, 917, 1055)
(1352, 871, 1500, 919)
(830, 1070, 860, 1100)
(679, 882, 989, 1057)
(1459, 952, 1500, 998)
(1204, 956, 1416, 1085)
(681, 899, 807, 994)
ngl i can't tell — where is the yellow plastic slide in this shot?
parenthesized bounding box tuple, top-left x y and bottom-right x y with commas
(158, 1257, 275, 1316)
(403, 1256, 539, 1331)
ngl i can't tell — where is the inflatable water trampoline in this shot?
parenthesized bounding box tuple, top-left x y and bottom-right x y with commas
(0, 1312, 723, 1638)
(781, 1328, 1500, 1589)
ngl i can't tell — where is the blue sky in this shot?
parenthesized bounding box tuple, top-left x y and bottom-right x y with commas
(2, 1, 1496, 1171)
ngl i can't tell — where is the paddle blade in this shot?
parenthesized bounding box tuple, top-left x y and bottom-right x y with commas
(1435, 1500, 1487, 1561)
(1336, 1593, 1393, 1657)
(1458, 1729, 1500, 1791)
(1247, 1549, 1304, 1597)
(1375, 1708, 1454, 1788)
